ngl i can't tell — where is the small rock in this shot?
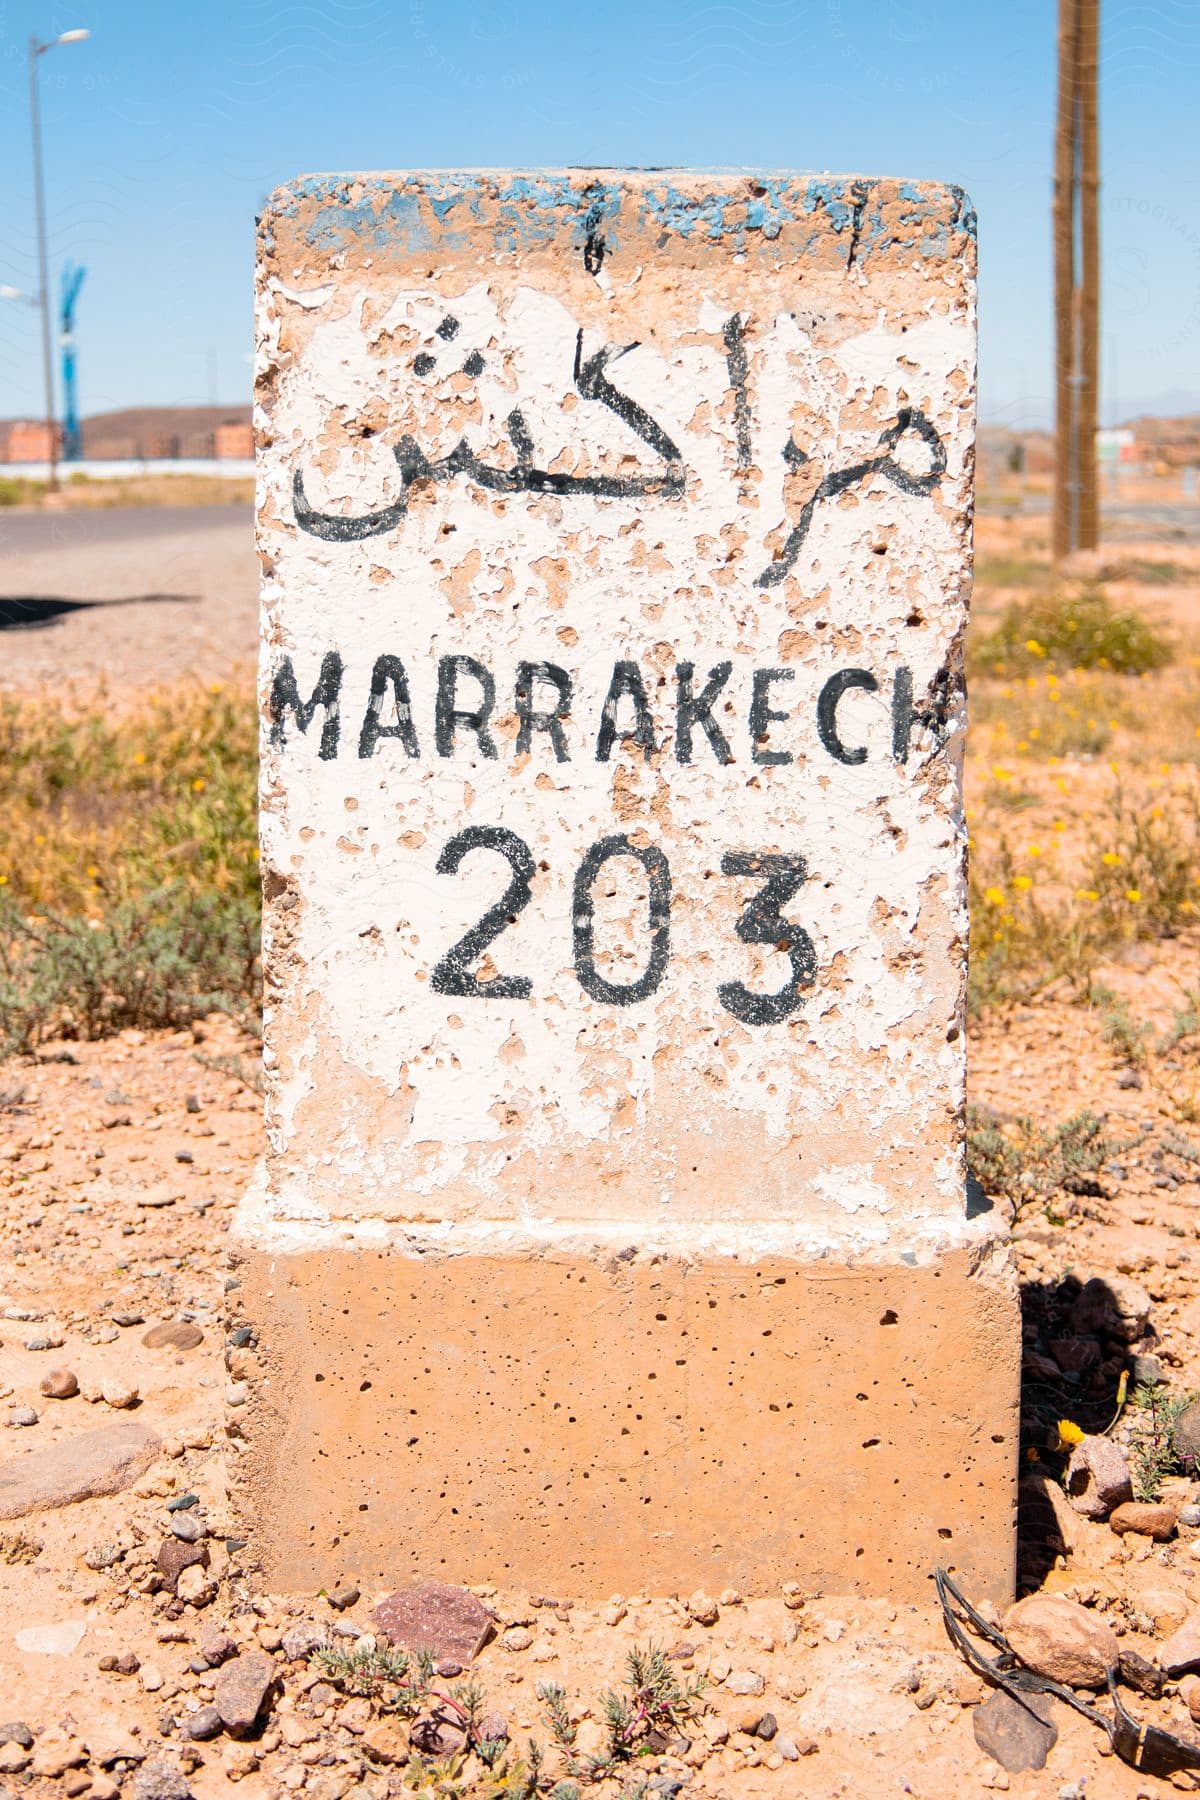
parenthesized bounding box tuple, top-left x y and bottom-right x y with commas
(213, 1650, 277, 1733)
(7, 1406, 38, 1428)
(185, 1707, 223, 1742)
(1181, 1503, 1200, 1528)
(1071, 1275, 1151, 1343)
(221, 1743, 258, 1780)
(176, 1563, 217, 1606)
(166, 1492, 199, 1512)
(603, 1602, 627, 1626)
(0, 1418, 161, 1519)
(157, 1537, 209, 1589)
(776, 1736, 800, 1761)
(686, 1590, 719, 1627)
(373, 1580, 494, 1665)
(282, 1621, 330, 1660)
(0, 1724, 34, 1749)
(131, 1755, 193, 1800)
(110, 1311, 144, 1327)
(85, 1542, 123, 1570)
(972, 1689, 1057, 1774)
(1157, 1612, 1200, 1676)
(1180, 1675, 1200, 1723)
(724, 1669, 765, 1697)
(436, 1658, 463, 1677)
(1003, 1594, 1118, 1687)
(1129, 1354, 1164, 1386)
(140, 1663, 164, 1692)
(25, 1333, 64, 1352)
(0, 1743, 31, 1774)
(502, 1626, 534, 1652)
(142, 1321, 205, 1351)
(1064, 1435, 1133, 1519)
(752, 1712, 778, 1741)
(39, 1367, 78, 1400)
(101, 1378, 139, 1410)
(170, 1511, 205, 1543)
(14, 1619, 86, 1655)
(1109, 1500, 1176, 1540)
(409, 1714, 468, 1757)
(199, 1624, 237, 1665)
(1119, 1649, 1165, 1699)
(477, 1714, 508, 1745)
(328, 1585, 360, 1612)
(31, 1730, 87, 1778)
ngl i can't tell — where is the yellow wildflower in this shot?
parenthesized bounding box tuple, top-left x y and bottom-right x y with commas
(1125, 888, 1142, 903)
(1027, 844, 1043, 857)
(1101, 851, 1122, 866)
(1025, 638, 1047, 658)
(1013, 875, 1033, 891)
(1076, 888, 1100, 903)
(1057, 1419, 1085, 1447)
(984, 886, 1005, 906)
(192, 777, 207, 793)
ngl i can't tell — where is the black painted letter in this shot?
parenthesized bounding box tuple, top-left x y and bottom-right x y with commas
(817, 668, 878, 765)
(676, 661, 733, 764)
(269, 651, 343, 759)
(749, 668, 794, 766)
(358, 655, 420, 759)
(892, 666, 913, 764)
(435, 655, 498, 759)
(515, 661, 572, 762)
(595, 661, 656, 763)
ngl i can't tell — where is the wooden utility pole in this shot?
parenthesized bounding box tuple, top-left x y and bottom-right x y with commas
(1053, 0, 1101, 558)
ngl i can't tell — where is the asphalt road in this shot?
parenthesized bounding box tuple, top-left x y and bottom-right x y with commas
(0, 503, 257, 693)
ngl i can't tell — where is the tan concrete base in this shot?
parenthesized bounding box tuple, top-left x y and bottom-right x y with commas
(228, 1221, 1019, 1604)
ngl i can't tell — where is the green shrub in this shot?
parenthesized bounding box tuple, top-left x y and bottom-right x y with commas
(971, 585, 1172, 676)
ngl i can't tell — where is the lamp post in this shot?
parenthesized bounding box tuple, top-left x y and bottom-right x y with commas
(28, 27, 89, 492)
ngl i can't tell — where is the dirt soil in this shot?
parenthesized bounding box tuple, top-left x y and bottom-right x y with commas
(3, 499, 1200, 1798)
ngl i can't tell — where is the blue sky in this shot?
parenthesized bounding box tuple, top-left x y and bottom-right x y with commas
(1, 0, 1197, 427)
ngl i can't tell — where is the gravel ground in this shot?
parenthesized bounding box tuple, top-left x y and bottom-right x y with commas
(0, 506, 256, 696)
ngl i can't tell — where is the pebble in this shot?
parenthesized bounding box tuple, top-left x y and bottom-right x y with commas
(131, 1756, 193, 1800)
(7, 1406, 38, 1427)
(724, 1670, 765, 1697)
(140, 1663, 165, 1692)
(502, 1627, 534, 1652)
(776, 1736, 800, 1761)
(1109, 1500, 1176, 1540)
(25, 1334, 64, 1352)
(14, 1620, 86, 1655)
(39, 1367, 78, 1399)
(1002, 1594, 1119, 1687)
(0, 1724, 34, 1749)
(166, 1492, 200, 1512)
(184, 1707, 223, 1742)
(100, 1378, 139, 1409)
(170, 1511, 205, 1543)
(176, 1564, 217, 1606)
(1180, 1504, 1200, 1528)
(327, 1585, 360, 1611)
(142, 1323, 204, 1352)
(213, 1651, 277, 1733)
(686, 1591, 719, 1626)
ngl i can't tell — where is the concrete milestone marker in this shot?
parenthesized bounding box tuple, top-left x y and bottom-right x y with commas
(234, 168, 1019, 1599)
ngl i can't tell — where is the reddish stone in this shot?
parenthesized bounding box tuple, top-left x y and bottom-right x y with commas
(373, 1582, 493, 1664)
(1109, 1501, 1176, 1541)
(157, 1537, 209, 1590)
(212, 1652, 277, 1734)
(142, 1323, 204, 1351)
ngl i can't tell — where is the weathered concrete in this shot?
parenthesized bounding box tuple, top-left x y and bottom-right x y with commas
(235, 168, 1017, 1598)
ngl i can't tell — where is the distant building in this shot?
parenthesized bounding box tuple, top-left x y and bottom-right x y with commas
(3, 419, 60, 463)
(214, 420, 253, 459)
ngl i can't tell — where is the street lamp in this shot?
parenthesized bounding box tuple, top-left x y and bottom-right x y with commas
(28, 26, 89, 492)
